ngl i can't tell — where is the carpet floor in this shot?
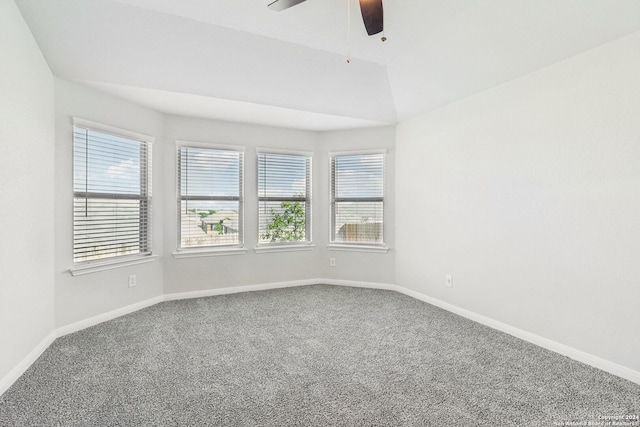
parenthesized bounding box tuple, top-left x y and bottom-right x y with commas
(1, 284, 638, 426)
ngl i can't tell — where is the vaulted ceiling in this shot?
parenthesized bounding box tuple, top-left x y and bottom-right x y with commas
(16, 0, 640, 130)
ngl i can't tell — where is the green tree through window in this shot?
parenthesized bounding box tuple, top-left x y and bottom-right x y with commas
(257, 150, 311, 245)
(262, 200, 305, 242)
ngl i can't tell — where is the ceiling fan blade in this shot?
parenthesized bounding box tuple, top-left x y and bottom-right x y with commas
(267, 0, 307, 11)
(358, 0, 384, 36)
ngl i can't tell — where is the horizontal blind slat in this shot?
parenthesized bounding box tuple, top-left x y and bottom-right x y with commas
(257, 152, 311, 244)
(330, 153, 385, 244)
(73, 126, 152, 263)
(178, 146, 244, 249)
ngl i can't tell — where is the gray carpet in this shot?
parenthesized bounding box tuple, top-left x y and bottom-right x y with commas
(1, 285, 638, 426)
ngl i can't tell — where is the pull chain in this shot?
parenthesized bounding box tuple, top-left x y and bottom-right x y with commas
(381, 0, 387, 42)
(346, 0, 352, 63)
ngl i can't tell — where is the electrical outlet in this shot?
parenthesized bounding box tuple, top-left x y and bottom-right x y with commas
(128, 275, 137, 288)
(445, 275, 453, 288)
(330, 257, 336, 267)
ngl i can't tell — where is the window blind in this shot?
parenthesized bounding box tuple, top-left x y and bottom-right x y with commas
(258, 151, 311, 244)
(330, 152, 385, 244)
(177, 145, 244, 249)
(73, 126, 152, 263)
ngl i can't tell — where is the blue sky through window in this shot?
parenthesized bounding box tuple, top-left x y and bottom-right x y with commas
(335, 154, 384, 199)
(180, 147, 240, 198)
(73, 129, 143, 195)
(258, 153, 307, 199)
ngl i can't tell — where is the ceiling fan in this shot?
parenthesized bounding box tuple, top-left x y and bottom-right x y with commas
(267, 0, 384, 36)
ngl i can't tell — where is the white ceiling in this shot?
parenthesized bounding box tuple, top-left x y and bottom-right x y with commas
(15, 0, 640, 131)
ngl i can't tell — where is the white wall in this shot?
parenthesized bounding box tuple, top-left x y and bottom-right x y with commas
(396, 31, 640, 372)
(164, 117, 393, 293)
(161, 117, 396, 294)
(54, 79, 165, 328)
(52, 81, 396, 325)
(162, 116, 321, 293)
(0, 0, 55, 383)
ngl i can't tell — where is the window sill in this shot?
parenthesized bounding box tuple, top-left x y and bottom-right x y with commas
(69, 254, 158, 276)
(254, 244, 315, 254)
(327, 244, 390, 253)
(173, 247, 248, 259)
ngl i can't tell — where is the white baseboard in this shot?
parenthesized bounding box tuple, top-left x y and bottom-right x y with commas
(163, 278, 321, 302)
(0, 331, 56, 397)
(320, 278, 399, 291)
(2, 278, 639, 398)
(396, 286, 640, 386)
(56, 295, 165, 337)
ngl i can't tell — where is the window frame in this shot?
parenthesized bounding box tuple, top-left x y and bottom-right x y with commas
(328, 149, 388, 252)
(175, 141, 246, 256)
(255, 148, 313, 252)
(70, 118, 154, 271)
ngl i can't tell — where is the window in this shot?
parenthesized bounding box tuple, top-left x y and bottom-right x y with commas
(177, 143, 244, 250)
(73, 122, 152, 263)
(257, 150, 312, 245)
(330, 150, 385, 246)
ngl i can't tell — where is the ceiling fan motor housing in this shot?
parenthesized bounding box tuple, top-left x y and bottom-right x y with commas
(268, 0, 384, 36)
